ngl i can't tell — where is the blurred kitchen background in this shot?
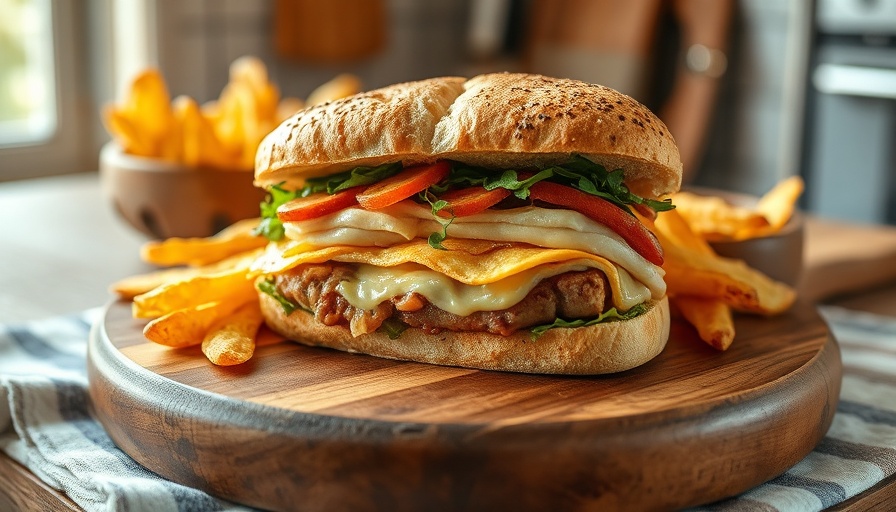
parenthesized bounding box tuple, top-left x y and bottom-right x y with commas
(1, 0, 895, 225)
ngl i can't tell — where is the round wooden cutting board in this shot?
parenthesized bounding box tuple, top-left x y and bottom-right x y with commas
(88, 299, 841, 512)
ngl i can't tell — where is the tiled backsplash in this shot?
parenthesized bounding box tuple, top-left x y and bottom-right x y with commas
(150, 0, 810, 197)
(154, 0, 471, 102)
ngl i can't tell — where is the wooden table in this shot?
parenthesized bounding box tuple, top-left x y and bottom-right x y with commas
(1, 172, 895, 511)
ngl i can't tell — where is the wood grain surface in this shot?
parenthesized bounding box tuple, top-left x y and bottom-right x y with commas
(0, 454, 80, 512)
(88, 299, 841, 512)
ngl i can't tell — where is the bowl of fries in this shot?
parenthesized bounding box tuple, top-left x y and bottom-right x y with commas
(673, 177, 805, 286)
(100, 56, 362, 239)
(100, 142, 267, 239)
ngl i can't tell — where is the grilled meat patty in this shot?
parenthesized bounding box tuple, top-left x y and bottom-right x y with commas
(272, 262, 609, 337)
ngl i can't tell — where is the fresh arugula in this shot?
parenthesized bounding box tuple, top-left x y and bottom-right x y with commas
(254, 163, 403, 241)
(377, 318, 409, 340)
(302, 162, 402, 196)
(253, 184, 300, 241)
(418, 189, 453, 250)
(254, 156, 673, 243)
(448, 155, 674, 214)
(256, 278, 310, 316)
(528, 303, 649, 340)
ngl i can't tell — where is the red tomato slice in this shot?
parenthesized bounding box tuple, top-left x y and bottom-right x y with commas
(357, 160, 451, 210)
(277, 187, 361, 222)
(437, 186, 512, 217)
(529, 181, 664, 266)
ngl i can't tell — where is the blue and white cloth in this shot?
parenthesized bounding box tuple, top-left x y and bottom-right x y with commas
(0, 308, 251, 511)
(1, 306, 894, 512)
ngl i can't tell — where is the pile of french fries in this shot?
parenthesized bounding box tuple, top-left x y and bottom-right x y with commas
(112, 219, 268, 366)
(103, 56, 361, 170)
(647, 177, 804, 350)
(672, 177, 804, 241)
(106, 70, 362, 365)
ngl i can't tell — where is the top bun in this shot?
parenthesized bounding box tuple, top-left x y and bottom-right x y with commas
(255, 73, 682, 199)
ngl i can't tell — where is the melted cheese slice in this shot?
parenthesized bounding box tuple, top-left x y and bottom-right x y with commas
(253, 239, 663, 312)
(283, 201, 664, 289)
(340, 260, 651, 316)
(256, 200, 666, 314)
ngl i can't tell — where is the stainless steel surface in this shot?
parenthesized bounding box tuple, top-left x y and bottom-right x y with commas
(804, 10, 896, 225)
(817, 0, 896, 35)
(813, 63, 896, 99)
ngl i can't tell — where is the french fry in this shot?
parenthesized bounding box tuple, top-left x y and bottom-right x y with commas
(652, 210, 796, 315)
(674, 296, 736, 351)
(132, 268, 257, 319)
(229, 56, 280, 120)
(110, 246, 264, 299)
(651, 209, 739, 350)
(143, 298, 251, 348)
(201, 300, 263, 365)
(110, 266, 203, 300)
(662, 255, 795, 314)
(756, 176, 804, 232)
(120, 69, 175, 158)
(173, 95, 234, 169)
(102, 106, 154, 156)
(671, 191, 770, 241)
(140, 218, 266, 267)
(306, 73, 362, 106)
(123, 69, 173, 137)
(652, 209, 714, 255)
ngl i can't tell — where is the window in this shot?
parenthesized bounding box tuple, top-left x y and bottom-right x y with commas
(0, 0, 95, 182)
(0, 0, 56, 147)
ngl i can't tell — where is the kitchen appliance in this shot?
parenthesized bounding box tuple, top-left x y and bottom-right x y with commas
(804, 0, 896, 224)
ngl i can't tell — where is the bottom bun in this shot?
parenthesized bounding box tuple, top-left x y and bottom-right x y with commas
(258, 293, 670, 375)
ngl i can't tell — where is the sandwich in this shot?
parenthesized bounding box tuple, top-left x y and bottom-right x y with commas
(250, 72, 682, 374)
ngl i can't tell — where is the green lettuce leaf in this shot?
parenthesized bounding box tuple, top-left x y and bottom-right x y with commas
(253, 184, 300, 241)
(528, 303, 650, 340)
(445, 156, 673, 214)
(256, 278, 310, 316)
(377, 318, 409, 340)
(303, 162, 402, 195)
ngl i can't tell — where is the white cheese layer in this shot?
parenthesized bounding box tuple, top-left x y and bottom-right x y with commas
(283, 200, 665, 295)
(337, 259, 653, 316)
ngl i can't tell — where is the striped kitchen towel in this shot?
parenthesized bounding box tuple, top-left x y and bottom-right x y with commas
(1, 306, 894, 512)
(691, 306, 896, 511)
(0, 308, 254, 512)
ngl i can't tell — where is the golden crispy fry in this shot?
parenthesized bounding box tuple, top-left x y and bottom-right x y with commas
(102, 106, 154, 156)
(143, 298, 250, 348)
(756, 176, 804, 231)
(110, 266, 202, 300)
(140, 218, 266, 267)
(662, 257, 795, 314)
(306, 74, 362, 106)
(201, 300, 263, 365)
(672, 191, 770, 241)
(674, 296, 735, 351)
(652, 209, 714, 255)
(173, 95, 234, 169)
(124, 69, 173, 138)
(104, 58, 326, 170)
(132, 268, 257, 319)
(652, 207, 797, 315)
(111, 69, 175, 158)
(229, 56, 280, 122)
(111, 246, 263, 299)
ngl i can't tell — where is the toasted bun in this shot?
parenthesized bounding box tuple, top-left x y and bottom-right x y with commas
(255, 73, 682, 199)
(258, 291, 670, 375)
